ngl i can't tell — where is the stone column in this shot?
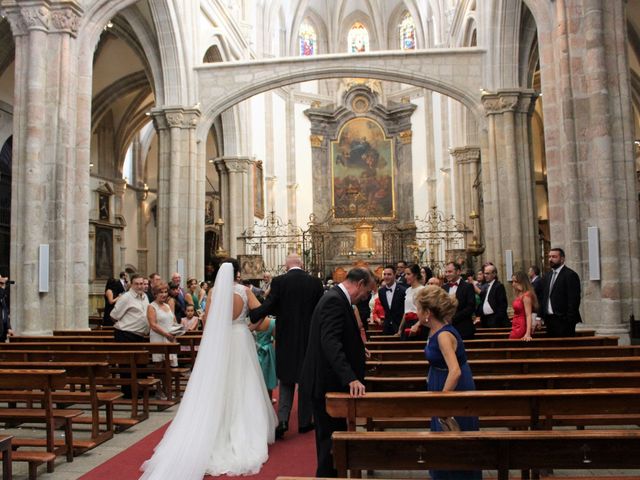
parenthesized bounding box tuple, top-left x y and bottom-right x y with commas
(481, 90, 538, 275)
(308, 133, 331, 221)
(451, 146, 481, 223)
(214, 157, 252, 257)
(424, 91, 438, 209)
(285, 92, 297, 224)
(150, 107, 201, 279)
(113, 179, 126, 270)
(537, 0, 639, 340)
(136, 188, 149, 276)
(3, 0, 85, 333)
(214, 159, 230, 254)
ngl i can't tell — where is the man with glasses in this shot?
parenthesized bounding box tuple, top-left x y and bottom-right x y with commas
(111, 274, 149, 398)
(300, 267, 374, 477)
(0, 276, 13, 342)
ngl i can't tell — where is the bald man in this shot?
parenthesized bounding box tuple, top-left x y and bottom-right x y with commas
(249, 254, 324, 439)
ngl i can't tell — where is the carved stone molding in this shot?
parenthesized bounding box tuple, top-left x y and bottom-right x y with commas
(3, 1, 82, 36)
(150, 107, 201, 131)
(450, 146, 481, 165)
(219, 156, 251, 174)
(482, 90, 538, 116)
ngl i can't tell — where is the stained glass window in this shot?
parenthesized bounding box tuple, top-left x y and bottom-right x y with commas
(299, 20, 317, 56)
(400, 12, 416, 50)
(348, 22, 369, 53)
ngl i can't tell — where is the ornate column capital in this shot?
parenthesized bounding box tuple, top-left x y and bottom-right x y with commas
(450, 146, 481, 165)
(2, 0, 82, 37)
(216, 156, 252, 174)
(150, 106, 201, 131)
(481, 89, 538, 116)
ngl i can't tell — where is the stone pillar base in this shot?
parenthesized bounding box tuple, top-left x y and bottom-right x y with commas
(589, 325, 630, 346)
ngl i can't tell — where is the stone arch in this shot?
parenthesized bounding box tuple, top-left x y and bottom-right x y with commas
(197, 66, 485, 148)
(197, 64, 485, 141)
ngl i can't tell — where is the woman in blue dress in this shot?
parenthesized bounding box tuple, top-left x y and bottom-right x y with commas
(412, 285, 482, 480)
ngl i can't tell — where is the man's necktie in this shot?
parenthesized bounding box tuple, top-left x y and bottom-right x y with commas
(550, 270, 558, 291)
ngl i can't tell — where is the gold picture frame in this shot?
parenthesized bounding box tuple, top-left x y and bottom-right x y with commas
(330, 117, 395, 219)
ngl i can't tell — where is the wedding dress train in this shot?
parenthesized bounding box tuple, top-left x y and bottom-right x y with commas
(140, 263, 277, 479)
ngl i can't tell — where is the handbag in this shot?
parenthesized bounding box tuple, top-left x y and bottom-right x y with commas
(437, 416, 460, 432)
(169, 323, 187, 337)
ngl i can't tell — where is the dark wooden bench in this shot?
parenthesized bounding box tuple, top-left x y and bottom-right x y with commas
(366, 336, 619, 350)
(0, 369, 83, 479)
(332, 430, 640, 478)
(366, 356, 640, 377)
(0, 350, 159, 426)
(0, 361, 117, 447)
(369, 328, 597, 341)
(326, 388, 640, 431)
(1, 341, 185, 400)
(369, 345, 640, 361)
(365, 371, 640, 392)
(0, 435, 11, 480)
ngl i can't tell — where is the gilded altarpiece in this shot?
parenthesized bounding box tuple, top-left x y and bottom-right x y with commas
(304, 85, 417, 275)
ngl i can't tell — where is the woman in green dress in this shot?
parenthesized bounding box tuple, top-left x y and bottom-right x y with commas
(255, 316, 277, 400)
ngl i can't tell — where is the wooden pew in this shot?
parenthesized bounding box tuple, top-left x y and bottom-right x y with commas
(0, 350, 158, 425)
(0, 435, 11, 480)
(332, 430, 640, 479)
(0, 361, 116, 448)
(366, 356, 640, 377)
(366, 336, 619, 350)
(366, 372, 640, 392)
(325, 389, 640, 431)
(369, 345, 640, 361)
(1, 341, 184, 400)
(0, 369, 82, 479)
(369, 328, 597, 341)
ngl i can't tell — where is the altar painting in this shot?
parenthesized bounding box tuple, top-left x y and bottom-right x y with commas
(331, 118, 394, 218)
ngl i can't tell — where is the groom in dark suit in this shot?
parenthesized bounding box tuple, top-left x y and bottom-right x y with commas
(540, 247, 582, 337)
(378, 265, 407, 335)
(300, 267, 374, 477)
(249, 254, 324, 439)
(443, 262, 477, 339)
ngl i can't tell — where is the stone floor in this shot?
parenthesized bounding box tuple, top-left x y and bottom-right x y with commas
(1, 403, 177, 480)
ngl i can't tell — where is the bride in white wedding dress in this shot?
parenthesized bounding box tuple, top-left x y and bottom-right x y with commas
(140, 260, 277, 479)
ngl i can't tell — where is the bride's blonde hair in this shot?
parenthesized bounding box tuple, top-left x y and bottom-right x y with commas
(414, 286, 458, 324)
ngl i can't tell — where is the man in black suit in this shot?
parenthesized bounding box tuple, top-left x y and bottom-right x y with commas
(477, 264, 509, 328)
(395, 260, 408, 285)
(528, 265, 544, 305)
(443, 262, 476, 339)
(0, 276, 13, 342)
(249, 254, 324, 439)
(540, 248, 582, 337)
(300, 267, 374, 477)
(378, 265, 407, 335)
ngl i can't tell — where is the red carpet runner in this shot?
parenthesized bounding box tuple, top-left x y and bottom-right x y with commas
(80, 397, 316, 480)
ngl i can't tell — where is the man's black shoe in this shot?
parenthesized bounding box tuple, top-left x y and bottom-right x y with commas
(275, 421, 288, 439)
(298, 422, 315, 434)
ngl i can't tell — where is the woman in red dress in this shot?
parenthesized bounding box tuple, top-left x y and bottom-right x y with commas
(509, 271, 538, 341)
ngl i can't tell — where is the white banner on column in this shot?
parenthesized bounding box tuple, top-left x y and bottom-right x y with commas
(504, 250, 513, 281)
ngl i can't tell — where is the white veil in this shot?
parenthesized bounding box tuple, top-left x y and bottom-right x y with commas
(140, 263, 234, 480)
